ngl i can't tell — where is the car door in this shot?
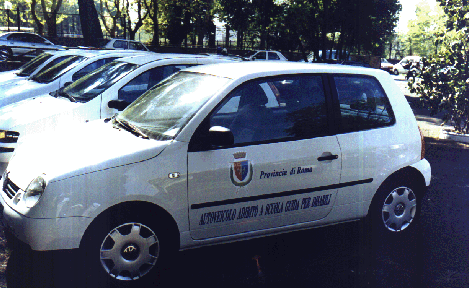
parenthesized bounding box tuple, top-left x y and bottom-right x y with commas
(6, 33, 28, 56)
(187, 74, 341, 240)
(100, 62, 197, 118)
(331, 74, 395, 208)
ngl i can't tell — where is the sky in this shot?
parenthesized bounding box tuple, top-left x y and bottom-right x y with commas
(397, 0, 438, 33)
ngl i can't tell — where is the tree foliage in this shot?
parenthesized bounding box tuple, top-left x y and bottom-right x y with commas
(216, 0, 401, 59)
(406, 1, 446, 56)
(409, 0, 469, 134)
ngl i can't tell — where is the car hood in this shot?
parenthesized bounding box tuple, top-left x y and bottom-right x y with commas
(0, 95, 81, 130)
(6, 120, 172, 189)
(0, 79, 45, 107)
(0, 70, 23, 85)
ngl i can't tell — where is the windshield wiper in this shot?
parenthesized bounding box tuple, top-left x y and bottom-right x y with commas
(113, 118, 149, 139)
(54, 90, 76, 102)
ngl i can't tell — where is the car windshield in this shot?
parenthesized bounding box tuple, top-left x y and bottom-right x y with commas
(65, 61, 138, 102)
(116, 71, 230, 141)
(31, 55, 86, 83)
(16, 53, 53, 76)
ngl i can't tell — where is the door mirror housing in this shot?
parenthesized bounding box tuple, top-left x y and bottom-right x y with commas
(108, 99, 130, 111)
(209, 126, 234, 147)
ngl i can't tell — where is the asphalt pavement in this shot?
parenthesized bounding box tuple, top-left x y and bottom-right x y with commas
(0, 69, 467, 287)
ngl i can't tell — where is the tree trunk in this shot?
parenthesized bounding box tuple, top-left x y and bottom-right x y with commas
(31, 0, 44, 35)
(151, 0, 159, 47)
(237, 29, 243, 49)
(46, 12, 57, 38)
(78, 0, 104, 47)
(225, 25, 230, 48)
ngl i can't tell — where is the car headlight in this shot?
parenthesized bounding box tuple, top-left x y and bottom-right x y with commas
(23, 176, 46, 208)
(0, 130, 19, 143)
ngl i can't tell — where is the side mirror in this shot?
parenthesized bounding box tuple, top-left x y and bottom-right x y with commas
(108, 99, 130, 111)
(209, 126, 234, 147)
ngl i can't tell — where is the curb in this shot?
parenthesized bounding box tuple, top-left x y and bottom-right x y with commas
(439, 129, 470, 144)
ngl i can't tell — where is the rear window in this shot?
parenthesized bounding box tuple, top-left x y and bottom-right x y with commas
(334, 75, 395, 133)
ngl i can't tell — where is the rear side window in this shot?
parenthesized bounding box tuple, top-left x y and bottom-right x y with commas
(113, 40, 128, 49)
(268, 52, 280, 60)
(334, 75, 394, 133)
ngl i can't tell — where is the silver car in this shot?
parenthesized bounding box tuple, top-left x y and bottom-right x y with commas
(0, 32, 62, 59)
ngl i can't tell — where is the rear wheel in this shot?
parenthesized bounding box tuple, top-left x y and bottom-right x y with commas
(368, 175, 422, 237)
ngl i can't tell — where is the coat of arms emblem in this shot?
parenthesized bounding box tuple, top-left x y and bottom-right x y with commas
(230, 152, 253, 187)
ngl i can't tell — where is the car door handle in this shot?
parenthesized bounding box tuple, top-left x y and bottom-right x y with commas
(317, 154, 338, 161)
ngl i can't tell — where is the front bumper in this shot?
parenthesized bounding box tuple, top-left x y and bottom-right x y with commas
(0, 195, 91, 251)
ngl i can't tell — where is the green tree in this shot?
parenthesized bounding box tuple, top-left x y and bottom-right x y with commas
(409, 0, 469, 133)
(407, 0, 447, 56)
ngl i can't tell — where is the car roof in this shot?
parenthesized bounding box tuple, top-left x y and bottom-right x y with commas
(45, 48, 147, 58)
(115, 53, 210, 65)
(183, 61, 382, 80)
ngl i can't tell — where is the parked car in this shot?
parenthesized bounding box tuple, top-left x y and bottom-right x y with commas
(301, 50, 350, 63)
(341, 60, 371, 68)
(380, 58, 393, 73)
(0, 62, 430, 286)
(245, 50, 288, 61)
(392, 56, 421, 75)
(104, 39, 149, 51)
(0, 32, 63, 60)
(0, 49, 150, 108)
(0, 49, 92, 86)
(0, 54, 237, 168)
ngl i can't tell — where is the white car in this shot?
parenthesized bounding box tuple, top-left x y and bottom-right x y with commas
(392, 56, 421, 75)
(247, 50, 288, 61)
(103, 39, 149, 51)
(0, 49, 93, 86)
(0, 49, 150, 108)
(0, 32, 63, 59)
(0, 62, 431, 285)
(0, 54, 237, 171)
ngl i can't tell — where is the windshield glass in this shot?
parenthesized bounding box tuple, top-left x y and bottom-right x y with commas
(116, 72, 230, 140)
(17, 53, 53, 76)
(31, 55, 86, 83)
(65, 61, 138, 102)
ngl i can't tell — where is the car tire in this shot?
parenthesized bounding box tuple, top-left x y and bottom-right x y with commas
(367, 174, 422, 238)
(79, 209, 177, 287)
(393, 69, 399, 76)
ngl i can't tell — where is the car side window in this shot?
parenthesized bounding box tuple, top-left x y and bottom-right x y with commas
(253, 52, 266, 60)
(129, 42, 145, 50)
(113, 40, 128, 49)
(334, 75, 394, 133)
(7, 33, 22, 41)
(118, 64, 193, 103)
(210, 75, 328, 145)
(268, 52, 280, 60)
(72, 58, 117, 81)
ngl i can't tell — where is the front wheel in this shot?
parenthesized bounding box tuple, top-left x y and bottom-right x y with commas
(393, 69, 399, 75)
(80, 211, 175, 286)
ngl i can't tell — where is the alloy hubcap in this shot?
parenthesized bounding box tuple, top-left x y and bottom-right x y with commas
(381, 187, 417, 232)
(100, 223, 160, 281)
